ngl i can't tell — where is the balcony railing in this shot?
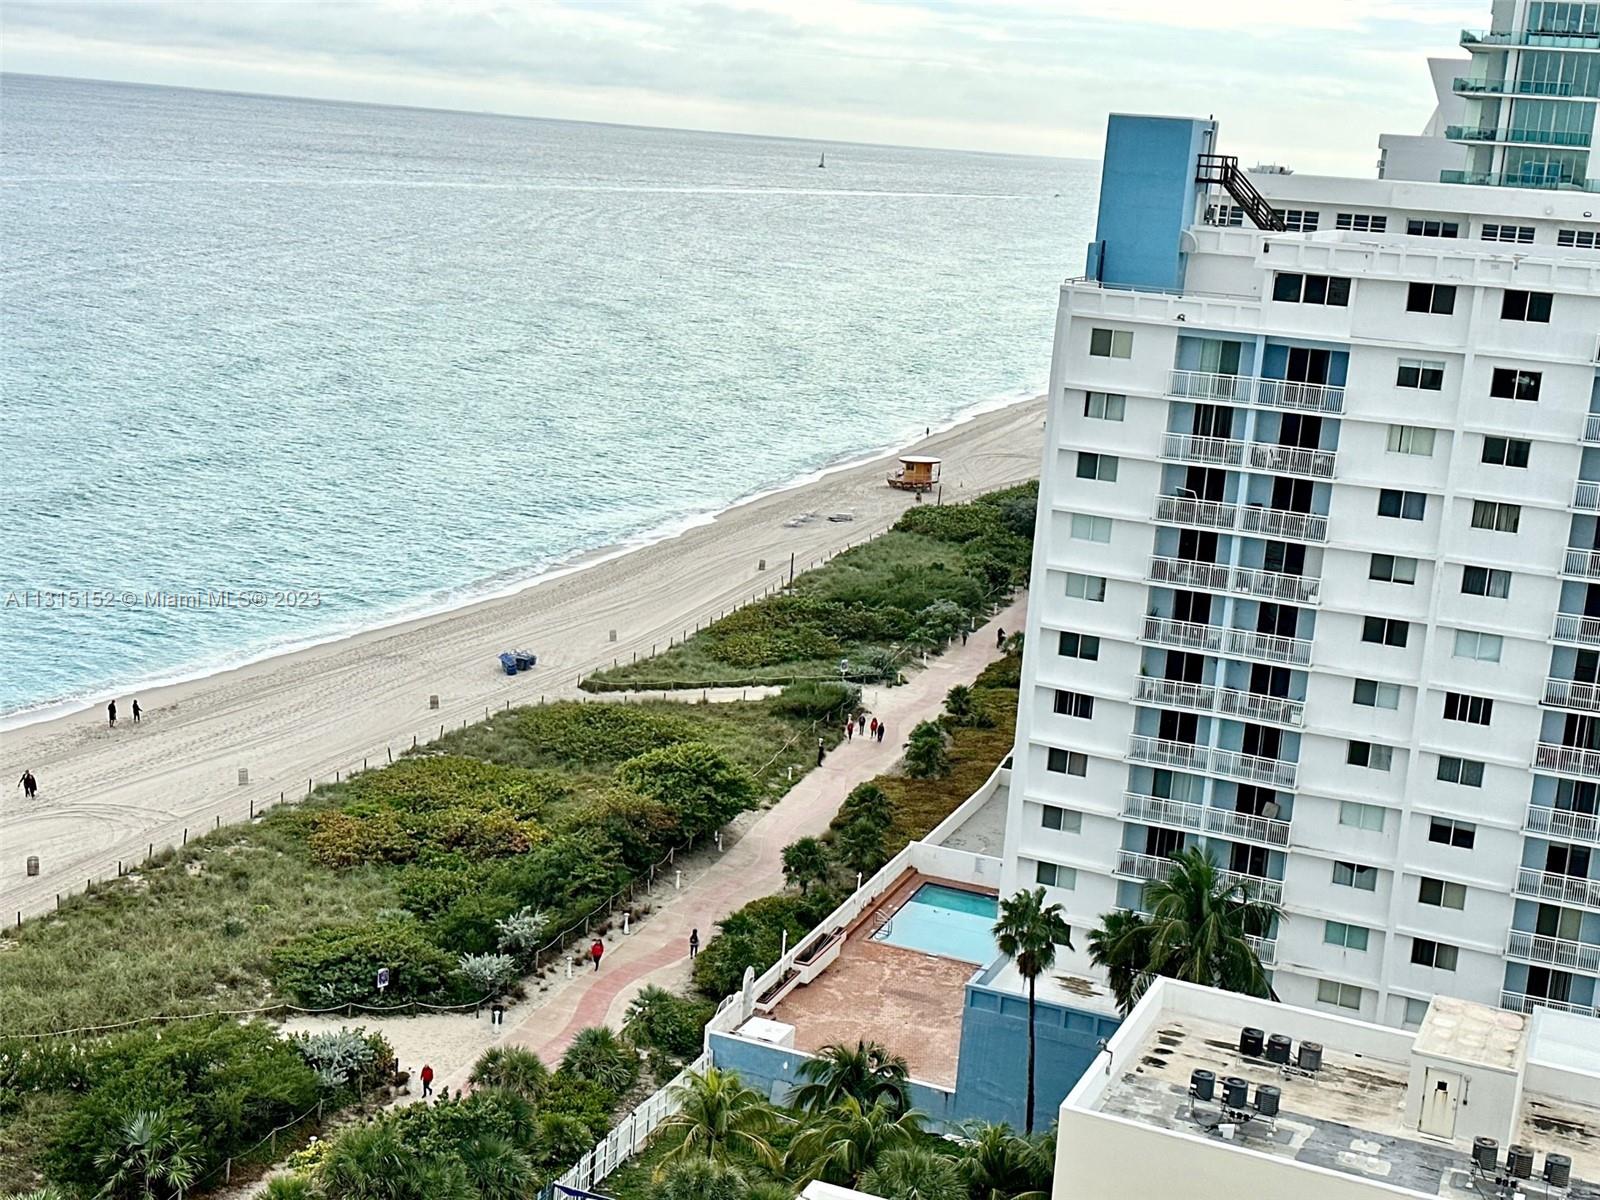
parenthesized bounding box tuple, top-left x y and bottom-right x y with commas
(1141, 615, 1226, 654)
(1246, 934, 1277, 967)
(1526, 802, 1600, 845)
(1225, 627, 1314, 667)
(1585, 413, 1600, 444)
(1134, 676, 1216, 713)
(1507, 929, 1600, 975)
(1239, 503, 1328, 543)
(1146, 556, 1322, 605)
(1516, 867, 1600, 910)
(1210, 745, 1298, 788)
(1219, 868, 1284, 906)
(1544, 677, 1600, 712)
(1441, 169, 1600, 192)
(1148, 556, 1231, 593)
(1127, 734, 1210, 773)
(1139, 615, 1313, 668)
(1501, 990, 1595, 1017)
(1218, 687, 1304, 727)
(1167, 369, 1255, 404)
(1162, 432, 1246, 467)
(1535, 741, 1600, 779)
(1463, 27, 1600, 49)
(1122, 792, 1206, 833)
(1563, 549, 1600, 580)
(1154, 495, 1239, 531)
(1114, 851, 1284, 904)
(1254, 378, 1344, 415)
(1445, 124, 1593, 147)
(1248, 443, 1336, 480)
(1577, 481, 1600, 512)
(1553, 612, 1600, 647)
(1208, 806, 1292, 848)
(1453, 75, 1578, 97)
(1120, 791, 1292, 847)
(1126, 736, 1298, 790)
(1131, 677, 1302, 727)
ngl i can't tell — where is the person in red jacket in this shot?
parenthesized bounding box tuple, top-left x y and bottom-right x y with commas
(420, 1063, 435, 1098)
(590, 939, 604, 971)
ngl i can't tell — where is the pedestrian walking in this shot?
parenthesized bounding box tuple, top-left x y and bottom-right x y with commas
(689, 928, 700, 959)
(961, 628, 968, 646)
(420, 1063, 435, 1098)
(996, 627, 1006, 650)
(817, 737, 825, 766)
(17, 770, 38, 801)
(590, 939, 604, 972)
(132, 699, 142, 724)
(870, 717, 879, 738)
(876, 720, 886, 743)
(107, 699, 117, 729)
(857, 713, 866, 735)
(844, 720, 853, 742)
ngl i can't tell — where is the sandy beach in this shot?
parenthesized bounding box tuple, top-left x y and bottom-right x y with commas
(0, 397, 1044, 922)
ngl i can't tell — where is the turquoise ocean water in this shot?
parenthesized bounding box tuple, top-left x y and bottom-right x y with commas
(0, 74, 1096, 721)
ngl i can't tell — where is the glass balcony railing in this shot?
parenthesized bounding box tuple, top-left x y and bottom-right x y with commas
(1463, 27, 1600, 49)
(1442, 169, 1600, 191)
(1453, 75, 1579, 97)
(1445, 124, 1593, 147)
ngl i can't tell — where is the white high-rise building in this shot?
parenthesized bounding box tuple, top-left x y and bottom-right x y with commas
(1000, 107, 1600, 1028)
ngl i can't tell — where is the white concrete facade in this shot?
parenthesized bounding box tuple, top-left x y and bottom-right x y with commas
(1003, 161, 1600, 1030)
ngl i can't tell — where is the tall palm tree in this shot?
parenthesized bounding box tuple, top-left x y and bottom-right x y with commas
(791, 1039, 912, 1115)
(1088, 848, 1277, 1015)
(958, 1122, 1052, 1200)
(859, 1145, 965, 1200)
(993, 887, 1073, 1134)
(93, 1110, 202, 1200)
(785, 1096, 926, 1186)
(782, 837, 833, 895)
(655, 1068, 783, 1171)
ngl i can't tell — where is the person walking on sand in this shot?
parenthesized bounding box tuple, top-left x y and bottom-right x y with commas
(817, 737, 826, 767)
(689, 928, 700, 959)
(420, 1063, 434, 1098)
(107, 699, 117, 729)
(590, 939, 604, 972)
(17, 770, 38, 801)
(132, 699, 141, 724)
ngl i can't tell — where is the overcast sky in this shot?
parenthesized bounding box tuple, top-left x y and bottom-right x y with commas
(2, 0, 1487, 172)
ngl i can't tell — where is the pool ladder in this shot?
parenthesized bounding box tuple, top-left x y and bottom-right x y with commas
(868, 907, 896, 942)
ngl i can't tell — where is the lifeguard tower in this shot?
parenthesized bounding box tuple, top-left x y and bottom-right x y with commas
(887, 455, 941, 493)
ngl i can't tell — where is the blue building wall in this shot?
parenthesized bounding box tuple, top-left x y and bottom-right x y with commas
(1085, 114, 1215, 292)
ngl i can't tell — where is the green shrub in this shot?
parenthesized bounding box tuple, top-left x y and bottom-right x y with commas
(536, 1073, 619, 1140)
(903, 720, 951, 780)
(271, 917, 460, 1005)
(769, 680, 860, 721)
(502, 704, 697, 765)
(457, 952, 518, 997)
(623, 985, 714, 1059)
(615, 742, 757, 839)
(559, 1026, 640, 1095)
(470, 1046, 550, 1099)
(292, 1027, 394, 1090)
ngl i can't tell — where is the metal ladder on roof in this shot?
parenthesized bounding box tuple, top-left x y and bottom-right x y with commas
(1196, 154, 1287, 232)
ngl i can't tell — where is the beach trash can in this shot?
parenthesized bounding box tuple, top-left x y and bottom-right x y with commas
(26, 856, 39, 877)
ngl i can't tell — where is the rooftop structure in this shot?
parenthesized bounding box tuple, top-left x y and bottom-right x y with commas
(1057, 977, 1600, 1199)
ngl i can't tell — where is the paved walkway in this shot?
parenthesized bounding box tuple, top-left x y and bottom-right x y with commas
(444, 596, 1025, 1085)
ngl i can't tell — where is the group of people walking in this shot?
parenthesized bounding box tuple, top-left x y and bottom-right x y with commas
(817, 709, 887, 765)
(106, 697, 141, 728)
(16, 697, 147, 804)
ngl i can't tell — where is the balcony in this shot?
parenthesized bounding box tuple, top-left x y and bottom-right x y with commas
(1210, 745, 1298, 788)
(1577, 482, 1600, 512)
(1134, 676, 1217, 714)
(1225, 626, 1313, 667)
(1246, 934, 1277, 967)
(1507, 929, 1600, 975)
(1153, 496, 1328, 543)
(1535, 741, 1600, 779)
(1167, 368, 1255, 404)
(1126, 736, 1298, 790)
(1147, 556, 1322, 605)
(1219, 868, 1284, 906)
(1113, 852, 1283, 904)
(1463, 27, 1600, 49)
(1139, 615, 1313, 668)
(1516, 867, 1600, 911)
(1208, 806, 1293, 848)
(1248, 443, 1336, 480)
(1553, 612, 1600, 647)
(1563, 549, 1600, 580)
(1501, 990, 1596, 1018)
(1141, 615, 1226, 654)
(1254, 378, 1345, 415)
(1127, 734, 1210, 773)
(1122, 791, 1206, 834)
(1154, 495, 1239, 531)
(1132, 677, 1303, 727)
(1218, 687, 1304, 727)
(1444, 124, 1593, 148)
(1544, 677, 1600, 712)
(1526, 802, 1600, 845)
(1162, 432, 1245, 468)
(1441, 169, 1600, 192)
(1453, 75, 1579, 97)
(1585, 414, 1600, 445)
(1121, 791, 1292, 848)
(1164, 369, 1344, 414)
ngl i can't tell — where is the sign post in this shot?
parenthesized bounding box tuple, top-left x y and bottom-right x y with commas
(376, 967, 390, 994)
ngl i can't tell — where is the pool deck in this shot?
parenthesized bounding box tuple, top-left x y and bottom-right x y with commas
(767, 870, 996, 1089)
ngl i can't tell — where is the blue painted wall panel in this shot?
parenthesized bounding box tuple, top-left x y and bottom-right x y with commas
(1087, 115, 1214, 291)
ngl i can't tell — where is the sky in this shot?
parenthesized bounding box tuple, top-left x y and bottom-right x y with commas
(1, 0, 1489, 172)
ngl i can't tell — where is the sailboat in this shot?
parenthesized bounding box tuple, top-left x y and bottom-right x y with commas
(818, 152, 826, 169)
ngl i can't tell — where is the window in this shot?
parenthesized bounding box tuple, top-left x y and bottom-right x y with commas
(1419, 877, 1468, 909)
(1337, 212, 1387, 233)
(1339, 801, 1387, 832)
(1387, 424, 1437, 456)
(1208, 203, 1245, 227)
(1324, 921, 1371, 950)
(1070, 514, 1112, 543)
(1353, 679, 1402, 709)
(1429, 817, 1477, 849)
(1403, 997, 1430, 1028)
(1437, 755, 1485, 787)
(1035, 861, 1076, 889)
(1490, 367, 1542, 401)
(1046, 747, 1087, 776)
(1482, 436, 1531, 468)
(1483, 224, 1535, 244)
(1272, 272, 1351, 306)
(1084, 392, 1126, 420)
(1277, 208, 1320, 232)
(1396, 358, 1445, 390)
(1559, 228, 1599, 248)
(1411, 938, 1460, 971)
(1502, 289, 1554, 322)
(1333, 860, 1379, 891)
(1054, 690, 1094, 718)
(1407, 219, 1459, 238)
(1058, 631, 1100, 660)
(1378, 489, 1427, 521)
(1453, 629, 1503, 662)
(1471, 500, 1521, 533)
(1462, 566, 1511, 598)
(1362, 616, 1410, 647)
(1318, 979, 1364, 1011)
(1040, 805, 1082, 833)
(1076, 452, 1119, 482)
(1348, 741, 1394, 770)
(1444, 692, 1493, 725)
(1406, 282, 1457, 314)
(1370, 554, 1418, 584)
(1065, 572, 1106, 602)
(1088, 328, 1133, 359)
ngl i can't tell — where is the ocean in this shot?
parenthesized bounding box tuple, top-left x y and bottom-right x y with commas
(0, 74, 1096, 722)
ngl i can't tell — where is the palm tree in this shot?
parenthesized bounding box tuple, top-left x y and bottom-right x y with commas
(785, 1096, 925, 1186)
(559, 1024, 640, 1094)
(791, 1040, 912, 1115)
(655, 1157, 753, 1200)
(655, 1068, 783, 1171)
(469, 1044, 550, 1099)
(958, 1122, 1052, 1200)
(943, 684, 975, 725)
(457, 1133, 536, 1200)
(993, 887, 1073, 1134)
(1087, 848, 1277, 1015)
(858, 1145, 965, 1200)
(93, 1109, 202, 1200)
(782, 837, 832, 895)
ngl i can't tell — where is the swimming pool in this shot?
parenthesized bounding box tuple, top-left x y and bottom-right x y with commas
(872, 883, 999, 964)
